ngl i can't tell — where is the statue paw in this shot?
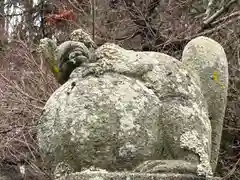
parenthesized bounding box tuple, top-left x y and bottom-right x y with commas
(134, 160, 197, 174)
(81, 63, 105, 78)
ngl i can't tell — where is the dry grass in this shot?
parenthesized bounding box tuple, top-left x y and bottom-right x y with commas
(0, 39, 59, 179)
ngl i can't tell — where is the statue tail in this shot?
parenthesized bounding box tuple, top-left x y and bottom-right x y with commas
(181, 36, 228, 172)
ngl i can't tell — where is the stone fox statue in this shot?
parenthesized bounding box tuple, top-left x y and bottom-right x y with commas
(39, 29, 96, 84)
(38, 29, 228, 179)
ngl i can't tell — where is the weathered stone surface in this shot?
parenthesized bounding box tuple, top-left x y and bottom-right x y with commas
(56, 171, 221, 180)
(70, 29, 97, 49)
(54, 162, 74, 179)
(182, 36, 228, 172)
(37, 29, 228, 180)
(38, 72, 161, 171)
(70, 43, 213, 176)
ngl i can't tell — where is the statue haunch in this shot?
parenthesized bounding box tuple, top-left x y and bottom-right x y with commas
(38, 29, 228, 180)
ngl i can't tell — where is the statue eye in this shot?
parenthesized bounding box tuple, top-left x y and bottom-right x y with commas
(67, 59, 76, 65)
(69, 51, 83, 59)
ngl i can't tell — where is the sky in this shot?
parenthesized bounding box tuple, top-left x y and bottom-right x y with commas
(4, 0, 39, 37)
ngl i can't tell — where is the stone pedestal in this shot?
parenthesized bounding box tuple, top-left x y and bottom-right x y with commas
(56, 172, 221, 180)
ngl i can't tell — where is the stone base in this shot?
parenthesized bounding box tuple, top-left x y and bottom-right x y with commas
(56, 171, 221, 180)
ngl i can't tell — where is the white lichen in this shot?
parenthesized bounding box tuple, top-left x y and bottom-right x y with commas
(180, 130, 213, 177)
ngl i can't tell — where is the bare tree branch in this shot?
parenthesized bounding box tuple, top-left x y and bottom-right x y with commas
(115, 31, 141, 41)
(146, 0, 161, 17)
(203, 0, 238, 26)
(91, 0, 95, 41)
(222, 157, 240, 180)
(155, 15, 240, 51)
(122, 0, 164, 48)
(204, 0, 216, 20)
(211, 10, 240, 27)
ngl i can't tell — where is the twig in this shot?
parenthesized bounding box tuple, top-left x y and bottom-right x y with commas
(91, 0, 95, 41)
(222, 157, 240, 179)
(0, 74, 45, 105)
(223, 125, 240, 131)
(115, 31, 141, 41)
(203, 0, 237, 26)
(40, 0, 45, 38)
(211, 10, 240, 27)
(204, 0, 216, 20)
(155, 16, 240, 50)
(122, 0, 161, 42)
(146, 0, 161, 17)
